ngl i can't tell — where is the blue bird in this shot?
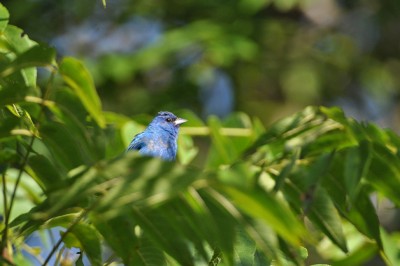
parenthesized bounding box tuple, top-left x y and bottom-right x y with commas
(127, 111, 187, 161)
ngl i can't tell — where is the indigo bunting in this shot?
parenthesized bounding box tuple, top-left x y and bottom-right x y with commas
(127, 111, 187, 161)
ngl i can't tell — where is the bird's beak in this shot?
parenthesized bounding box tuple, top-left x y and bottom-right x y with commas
(174, 117, 187, 126)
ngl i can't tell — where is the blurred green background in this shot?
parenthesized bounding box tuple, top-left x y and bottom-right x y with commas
(3, 0, 400, 128)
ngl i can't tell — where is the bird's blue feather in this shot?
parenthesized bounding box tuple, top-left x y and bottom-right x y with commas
(127, 111, 186, 161)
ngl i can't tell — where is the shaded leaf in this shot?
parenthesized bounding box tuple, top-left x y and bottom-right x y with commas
(347, 190, 382, 248)
(219, 185, 305, 246)
(343, 142, 371, 200)
(0, 75, 32, 106)
(91, 213, 139, 265)
(40, 122, 95, 170)
(70, 223, 102, 266)
(27, 154, 65, 191)
(367, 144, 400, 206)
(0, 45, 56, 78)
(307, 186, 348, 252)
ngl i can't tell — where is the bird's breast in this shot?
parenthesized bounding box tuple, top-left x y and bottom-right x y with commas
(142, 137, 176, 160)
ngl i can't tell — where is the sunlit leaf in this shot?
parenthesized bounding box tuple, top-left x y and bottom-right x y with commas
(59, 57, 106, 128)
(0, 3, 9, 32)
(380, 228, 400, 266)
(207, 115, 236, 166)
(332, 242, 377, 266)
(1, 25, 36, 54)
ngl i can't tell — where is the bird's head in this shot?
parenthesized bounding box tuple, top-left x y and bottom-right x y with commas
(149, 111, 187, 135)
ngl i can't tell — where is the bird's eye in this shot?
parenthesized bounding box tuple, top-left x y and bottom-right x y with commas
(166, 118, 173, 122)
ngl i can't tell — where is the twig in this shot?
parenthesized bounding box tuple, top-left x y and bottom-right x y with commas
(42, 209, 87, 266)
(181, 127, 252, 137)
(2, 136, 35, 257)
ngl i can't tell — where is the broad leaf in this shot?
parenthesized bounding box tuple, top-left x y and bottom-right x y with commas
(0, 45, 56, 78)
(0, 3, 9, 32)
(60, 57, 106, 128)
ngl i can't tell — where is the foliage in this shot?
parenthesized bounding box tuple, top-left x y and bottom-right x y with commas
(1, 3, 400, 266)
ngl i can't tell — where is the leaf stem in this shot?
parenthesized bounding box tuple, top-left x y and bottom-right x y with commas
(181, 127, 252, 137)
(42, 197, 99, 266)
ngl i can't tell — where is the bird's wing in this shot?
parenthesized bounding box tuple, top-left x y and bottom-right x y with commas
(127, 132, 146, 151)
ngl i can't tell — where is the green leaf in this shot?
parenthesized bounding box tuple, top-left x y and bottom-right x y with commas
(177, 133, 199, 165)
(50, 89, 106, 161)
(290, 152, 333, 193)
(40, 121, 95, 170)
(234, 229, 257, 265)
(332, 242, 377, 266)
(307, 186, 348, 252)
(0, 116, 19, 139)
(380, 228, 400, 266)
(0, 45, 56, 78)
(206, 113, 254, 168)
(320, 106, 349, 125)
(273, 148, 300, 193)
(239, 0, 272, 14)
(1, 25, 36, 54)
(158, 199, 210, 263)
(91, 213, 141, 265)
(367, 144, 400, 205)
(201, 190, 237, 265)
(130, 208, 193, 266)
(219, 185, 305, 245)
(5, 104, 39, 137)
(349, 190, 382, 248)
(207, 115, 236, 166)
(61, 229, 81, 248)
(59, 57, 105, 128)
(0, 74, 32, 106)
(40, 213, 102, 265)
(27, 154, 65, 191)
(176, 109, 205, 127)
(70, 223, 102, 266)
(0, 3, 9, 32)
(343, 142, 372, 200)
(75, 253, 85, 266)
